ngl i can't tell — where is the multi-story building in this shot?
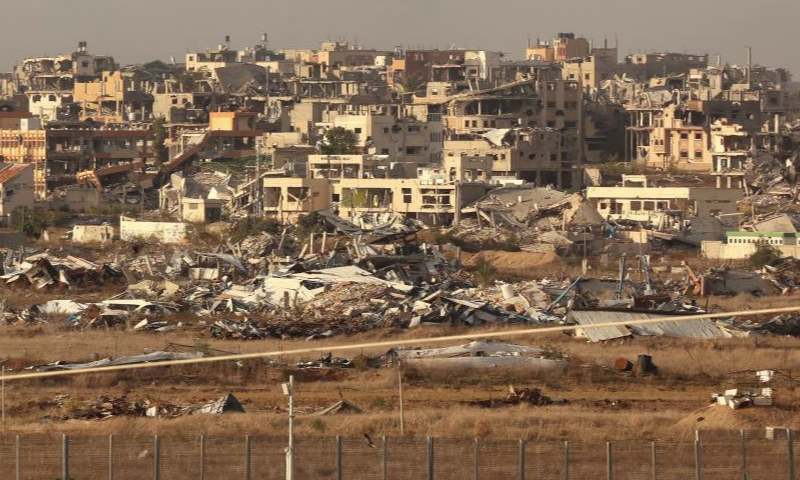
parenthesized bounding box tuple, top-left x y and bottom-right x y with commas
(15, 42, 115, 123)
(316, 105, 444, 170)
(46, 122, 153, 191)
(526, 33, 590, 62)
(260, 154, 492, 225)
(626, 99, 761, 171)
(0, 113, 46, 197)
(587, 175, 742, 227)
(444, 127, 579, 189)
(389, 50, 467, 85)
(186, 35, 287, 74)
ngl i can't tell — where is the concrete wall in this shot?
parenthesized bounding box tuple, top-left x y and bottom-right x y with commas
(64, 188, 102, 212)
(702, 240, 800, 260)
(72, 225, 114, 243)
(120, 216, 188, 243)
(0, 166, 35, 217)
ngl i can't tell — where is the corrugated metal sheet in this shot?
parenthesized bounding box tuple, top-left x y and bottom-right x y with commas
(570, 310, 725, 342)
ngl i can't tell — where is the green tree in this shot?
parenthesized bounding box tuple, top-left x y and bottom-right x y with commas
(749, 242, 782, 269)
(173, 71, 196, 93)
(393, 72, 426, 94)
(321, 127, 358, 155)
(153, 117, 169, 169)
(10, 207, 48, 238)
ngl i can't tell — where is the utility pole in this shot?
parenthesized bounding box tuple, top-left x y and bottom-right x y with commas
(255, 139, 264, 217)
(397, 358, 405, 435)
(282, 376, 295, 480)
(2, 365, 5, 435)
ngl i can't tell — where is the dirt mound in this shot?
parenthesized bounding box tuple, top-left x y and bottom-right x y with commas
(672, 404, 793, 437)
(463, 250, 556, 275)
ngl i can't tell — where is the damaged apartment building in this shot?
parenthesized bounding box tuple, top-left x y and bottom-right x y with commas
(254, 152, 493, 225)
(617, 48, 799, 176)
(416, 77, 609, 189)
(16, 42, 116, 123)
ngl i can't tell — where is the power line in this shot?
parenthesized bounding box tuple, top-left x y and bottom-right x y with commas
(4, 305, 800, 382)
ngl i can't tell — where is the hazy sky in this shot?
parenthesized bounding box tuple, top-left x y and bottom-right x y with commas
(4, 0, 798, 76)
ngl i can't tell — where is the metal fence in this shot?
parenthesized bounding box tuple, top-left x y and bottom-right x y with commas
(0, 432, 797, 479)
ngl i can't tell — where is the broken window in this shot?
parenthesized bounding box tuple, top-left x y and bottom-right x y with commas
(402, 188, 412, 204)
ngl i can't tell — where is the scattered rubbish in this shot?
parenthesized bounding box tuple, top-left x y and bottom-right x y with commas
(316, 399, 362, 415)
(712, 370, 780, 409)
(471, 385, 568, 408)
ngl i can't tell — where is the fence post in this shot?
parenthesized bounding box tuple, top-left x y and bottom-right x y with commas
(199, 435, 205, 480)
(563, 440, 569, 480)
(62, 434, 69, 480)
(694, 430, 701, 480)
(789, 429, 795, 480)
(15, 435, 20, 480)
(381, 437, 387, 480)
(519, 440, 526, 480)
(108, 434, 114, 480)
(154, 435, 161, 480)
(335, 436, 342, 480)
(740, 430, 746, 480)
(474, 438, 480, 480)
(651, 441, 656, 480)
(244, 435, 251, 480)
(606, 441, 612, 480)
(427, 437, 434, 480)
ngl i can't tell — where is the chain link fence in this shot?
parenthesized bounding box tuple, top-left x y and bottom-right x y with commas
(0, 431, 796, 479)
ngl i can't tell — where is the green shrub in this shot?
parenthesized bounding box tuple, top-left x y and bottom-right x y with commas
(475, 257, 497, 286)
(749, 242, 782, 269)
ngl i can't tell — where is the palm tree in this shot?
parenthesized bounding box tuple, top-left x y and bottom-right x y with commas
(393, 72, 426, 94)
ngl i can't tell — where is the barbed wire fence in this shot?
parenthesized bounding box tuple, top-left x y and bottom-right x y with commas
(0, 430, 796, 480)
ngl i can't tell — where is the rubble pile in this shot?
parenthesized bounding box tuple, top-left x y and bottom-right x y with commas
(472, 385, 567, 408)
(1, 252, 124, 290)
(744, 152, 794, 197)
(60, 393, 245, 420)
(712, 370, 775, 410)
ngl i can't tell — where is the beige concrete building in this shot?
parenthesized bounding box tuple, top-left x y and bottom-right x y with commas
(74, 70, 152, 123)
(627, 99, 761, 171)
(444, 128, 579, 188)
(0, 163, 35, 225)
(0, 118, 47, 197)
(586, 175, 741, 227)
(260, 154, 492, 225)
(316, 107, 443, 168)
